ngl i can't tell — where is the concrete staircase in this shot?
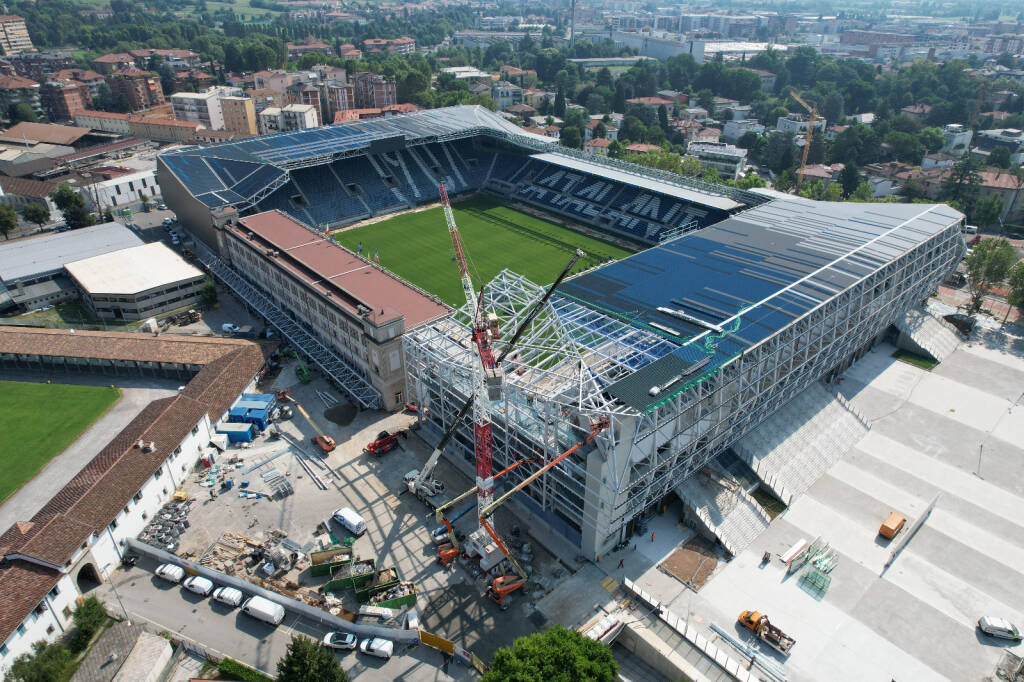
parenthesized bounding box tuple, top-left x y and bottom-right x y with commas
(895, 308, 961, 362)
(675, 466, 771, 557)
(732, 382, 869, 506)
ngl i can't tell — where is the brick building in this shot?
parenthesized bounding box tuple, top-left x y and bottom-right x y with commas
(106, 66, 164, 112)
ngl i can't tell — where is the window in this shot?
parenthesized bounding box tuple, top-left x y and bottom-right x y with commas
(0, 644, 7, 656)
(48, 585, 60, 598)
(62, 606, 71, 618)
(132, 493, 142, 503)
(108, 520, 117, 531)
(154, 466, 163, 479)
(191, 425, 199, 435)
(16, 625, 24, 636)
(46, 625, 54, 635)
(115, 185, 122, 195)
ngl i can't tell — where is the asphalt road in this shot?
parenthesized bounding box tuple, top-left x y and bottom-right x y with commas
(99, 557, 473, 681)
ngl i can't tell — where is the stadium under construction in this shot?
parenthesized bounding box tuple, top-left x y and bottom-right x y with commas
(159, 106, 966, 559)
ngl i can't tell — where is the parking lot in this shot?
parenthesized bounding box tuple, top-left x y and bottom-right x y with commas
(621, 331, 1024, 682)
(103, 358, 572, 675)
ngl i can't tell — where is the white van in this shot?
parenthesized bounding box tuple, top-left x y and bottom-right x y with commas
(963, 224, 978, 234)
(332, 507, 366, 536)
(241, 596, 285, 625)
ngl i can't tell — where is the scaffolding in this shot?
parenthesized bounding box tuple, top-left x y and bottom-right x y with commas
(404, 215, 965, 556)
(194, 242, 383, 409)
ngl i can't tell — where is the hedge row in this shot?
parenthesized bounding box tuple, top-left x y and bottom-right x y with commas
(217, 657, 274, 681)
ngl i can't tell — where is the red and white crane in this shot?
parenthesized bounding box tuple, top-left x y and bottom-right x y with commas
(407, 183, 593, 586)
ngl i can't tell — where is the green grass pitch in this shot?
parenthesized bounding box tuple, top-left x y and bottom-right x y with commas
(0, 381, 121, 502)
(333, 196, 633, 306)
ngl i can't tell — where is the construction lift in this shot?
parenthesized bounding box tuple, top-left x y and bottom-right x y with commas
(403, 183, 590, 597)
(789, 89, 818, 190)
(292, 401, 336, 454)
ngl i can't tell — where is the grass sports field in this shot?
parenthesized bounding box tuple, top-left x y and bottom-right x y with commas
(0, 381, 120, 503)
(334, 196, 632, 306)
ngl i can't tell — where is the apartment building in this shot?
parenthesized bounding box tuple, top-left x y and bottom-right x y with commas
(0, 74, 42, 122)
(257, 103, 318, 134)
(106, 66, 164, 112)
(685, 141, 748, 180)
(776, 112, 827, 135)
(40, 79, 89, 121)
(7, 52, 72, 81)
(220, 96, 257, 137)
(0, 15, 33, 55)
(352, 72, 396, 108)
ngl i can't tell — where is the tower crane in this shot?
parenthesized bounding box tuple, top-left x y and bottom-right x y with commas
(404, 183, 589, 591)
(789, 89, 818, 190)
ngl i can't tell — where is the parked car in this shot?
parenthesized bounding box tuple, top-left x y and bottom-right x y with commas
(158, 203, 167, 210)
(182, 575, 214, 596)
(322, 632, 357, 650)
(358, 638, 393, 659)
(211, 586, 244, 607)
(154, 563, 185, 583)
(978, 616, 1022, 641)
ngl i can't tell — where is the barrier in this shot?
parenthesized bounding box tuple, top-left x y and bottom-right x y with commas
(126, 538, 419, 643)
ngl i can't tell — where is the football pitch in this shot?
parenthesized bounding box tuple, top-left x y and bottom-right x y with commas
(0, 381, 120, 502)
(334, 196, 633, 306)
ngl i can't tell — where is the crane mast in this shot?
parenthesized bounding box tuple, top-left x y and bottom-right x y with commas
(440, 183, 499, 514)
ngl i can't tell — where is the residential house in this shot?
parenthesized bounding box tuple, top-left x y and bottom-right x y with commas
(584, 137, 612, 156)
(723, 119, 765, 143)
(106, 67, 165, 112)
(940, 123, 973, 155)
(6, 52, 73, 82)
(777, 113, 827, 136)
(626, 143, 661, 155)
(743, 68, 776, 92)
(503, 103, 536, 120)
(796, 162, 845, 185)
(92, 53, 136, 75)
(584, 120, 618, 141)
(287, 37, 333, 59)
(491, 81, 523, 111)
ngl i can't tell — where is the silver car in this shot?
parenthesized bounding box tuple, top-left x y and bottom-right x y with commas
(322, 632, 357, 650)
(978, 616, 1022, 641)
(359, 638, 393, 659)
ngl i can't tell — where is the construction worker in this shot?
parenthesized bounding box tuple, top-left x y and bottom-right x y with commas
(617, 558, 624, 569)
(651, 531, 656, 543)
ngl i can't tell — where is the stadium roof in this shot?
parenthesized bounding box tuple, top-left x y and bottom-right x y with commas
(65, 242, 204, 295)
(0, 222, 143, 284)
(560, 199, 963, 412)
(159, 106, 552, 210)
(532, 152, 743, 211)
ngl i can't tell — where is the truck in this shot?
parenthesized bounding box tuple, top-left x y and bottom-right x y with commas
(323, 559, 375, 593)
(309, 546, 354, 577)
(367, 581, 416, 609)
(738, 610, 796, 655)
(355, 567, 401, 603)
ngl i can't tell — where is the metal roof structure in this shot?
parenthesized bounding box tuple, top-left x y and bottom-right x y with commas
(159, 106, 553, 211)
(559, 199, 963, 412)
(0, 223, 142, 284)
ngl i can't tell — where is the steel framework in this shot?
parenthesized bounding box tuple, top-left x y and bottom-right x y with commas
(404, 217, 965, 556)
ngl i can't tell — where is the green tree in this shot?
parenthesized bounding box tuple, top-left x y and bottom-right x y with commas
(633, 149, 683, 173)
(0, 203, 17, 240)
(657, 104, 669, 131)
(49, 185, 96, 230)
(702, 167, 722, 184)
(972, 194, 1004, 227)
(919, 127, 945, 154)
(680, 156, 702, 177)
(553, 87, 566, 118)
(276, 635, 349, 682)
(989, 146, 1012, 169)
(1002, 261, 1024, 327)
(607, 139, 625, 159)
(595, 66, 613, 89)
(884, 130, 925, 164)
(69, 596, 107, 652)
(593, 121, 607, 139)
(942, 157, 982, 215)
(851, 181, 874, 200)
(8, 102, 38, 123)
(8, 640, 72, 682)
(764, 131, 796, 174)
(965, 237, 1017, 312)
(21, 202, 50, 230)
(481, 626, 617, 682)
(838, 163, 860, 197)
(560, 126, 582, 149)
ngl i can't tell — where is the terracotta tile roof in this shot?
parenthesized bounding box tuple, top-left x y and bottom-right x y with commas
(0, 327, 256, 364)
(0, 560, 62, 648)
(54, 68, 104, 82)
(0, 74, 38, 90)
(0, 121, 91, 146)
(585, 137, 612, 148)
(181, 345, 267, 420)
(94, 53, 134, 64)
(0, 175, 58, 199)
(14, 514, 94, 567)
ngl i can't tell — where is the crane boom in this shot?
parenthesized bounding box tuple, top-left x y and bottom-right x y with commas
(441, 183, 476, 317)
(789, 89, 817, 190)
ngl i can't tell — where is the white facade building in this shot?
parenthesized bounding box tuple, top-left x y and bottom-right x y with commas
(776, 113, 826, 135)
(90, 169, 160, 209)
(685, 141, 748, 180)
(940, 124, 972, 155)
(258, 103, 318, 134)
(170, 86, 244, 130)
(723, 119, 765, 143)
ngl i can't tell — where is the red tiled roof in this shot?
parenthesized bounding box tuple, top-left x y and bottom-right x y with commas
(94, 53, 134, 64)
(0, 175, 59, 199)
(585, 137, 612, 148)
(234, 211, 450, 328)
(0, 560, 62, 650)
(0, 74, 38, 90)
